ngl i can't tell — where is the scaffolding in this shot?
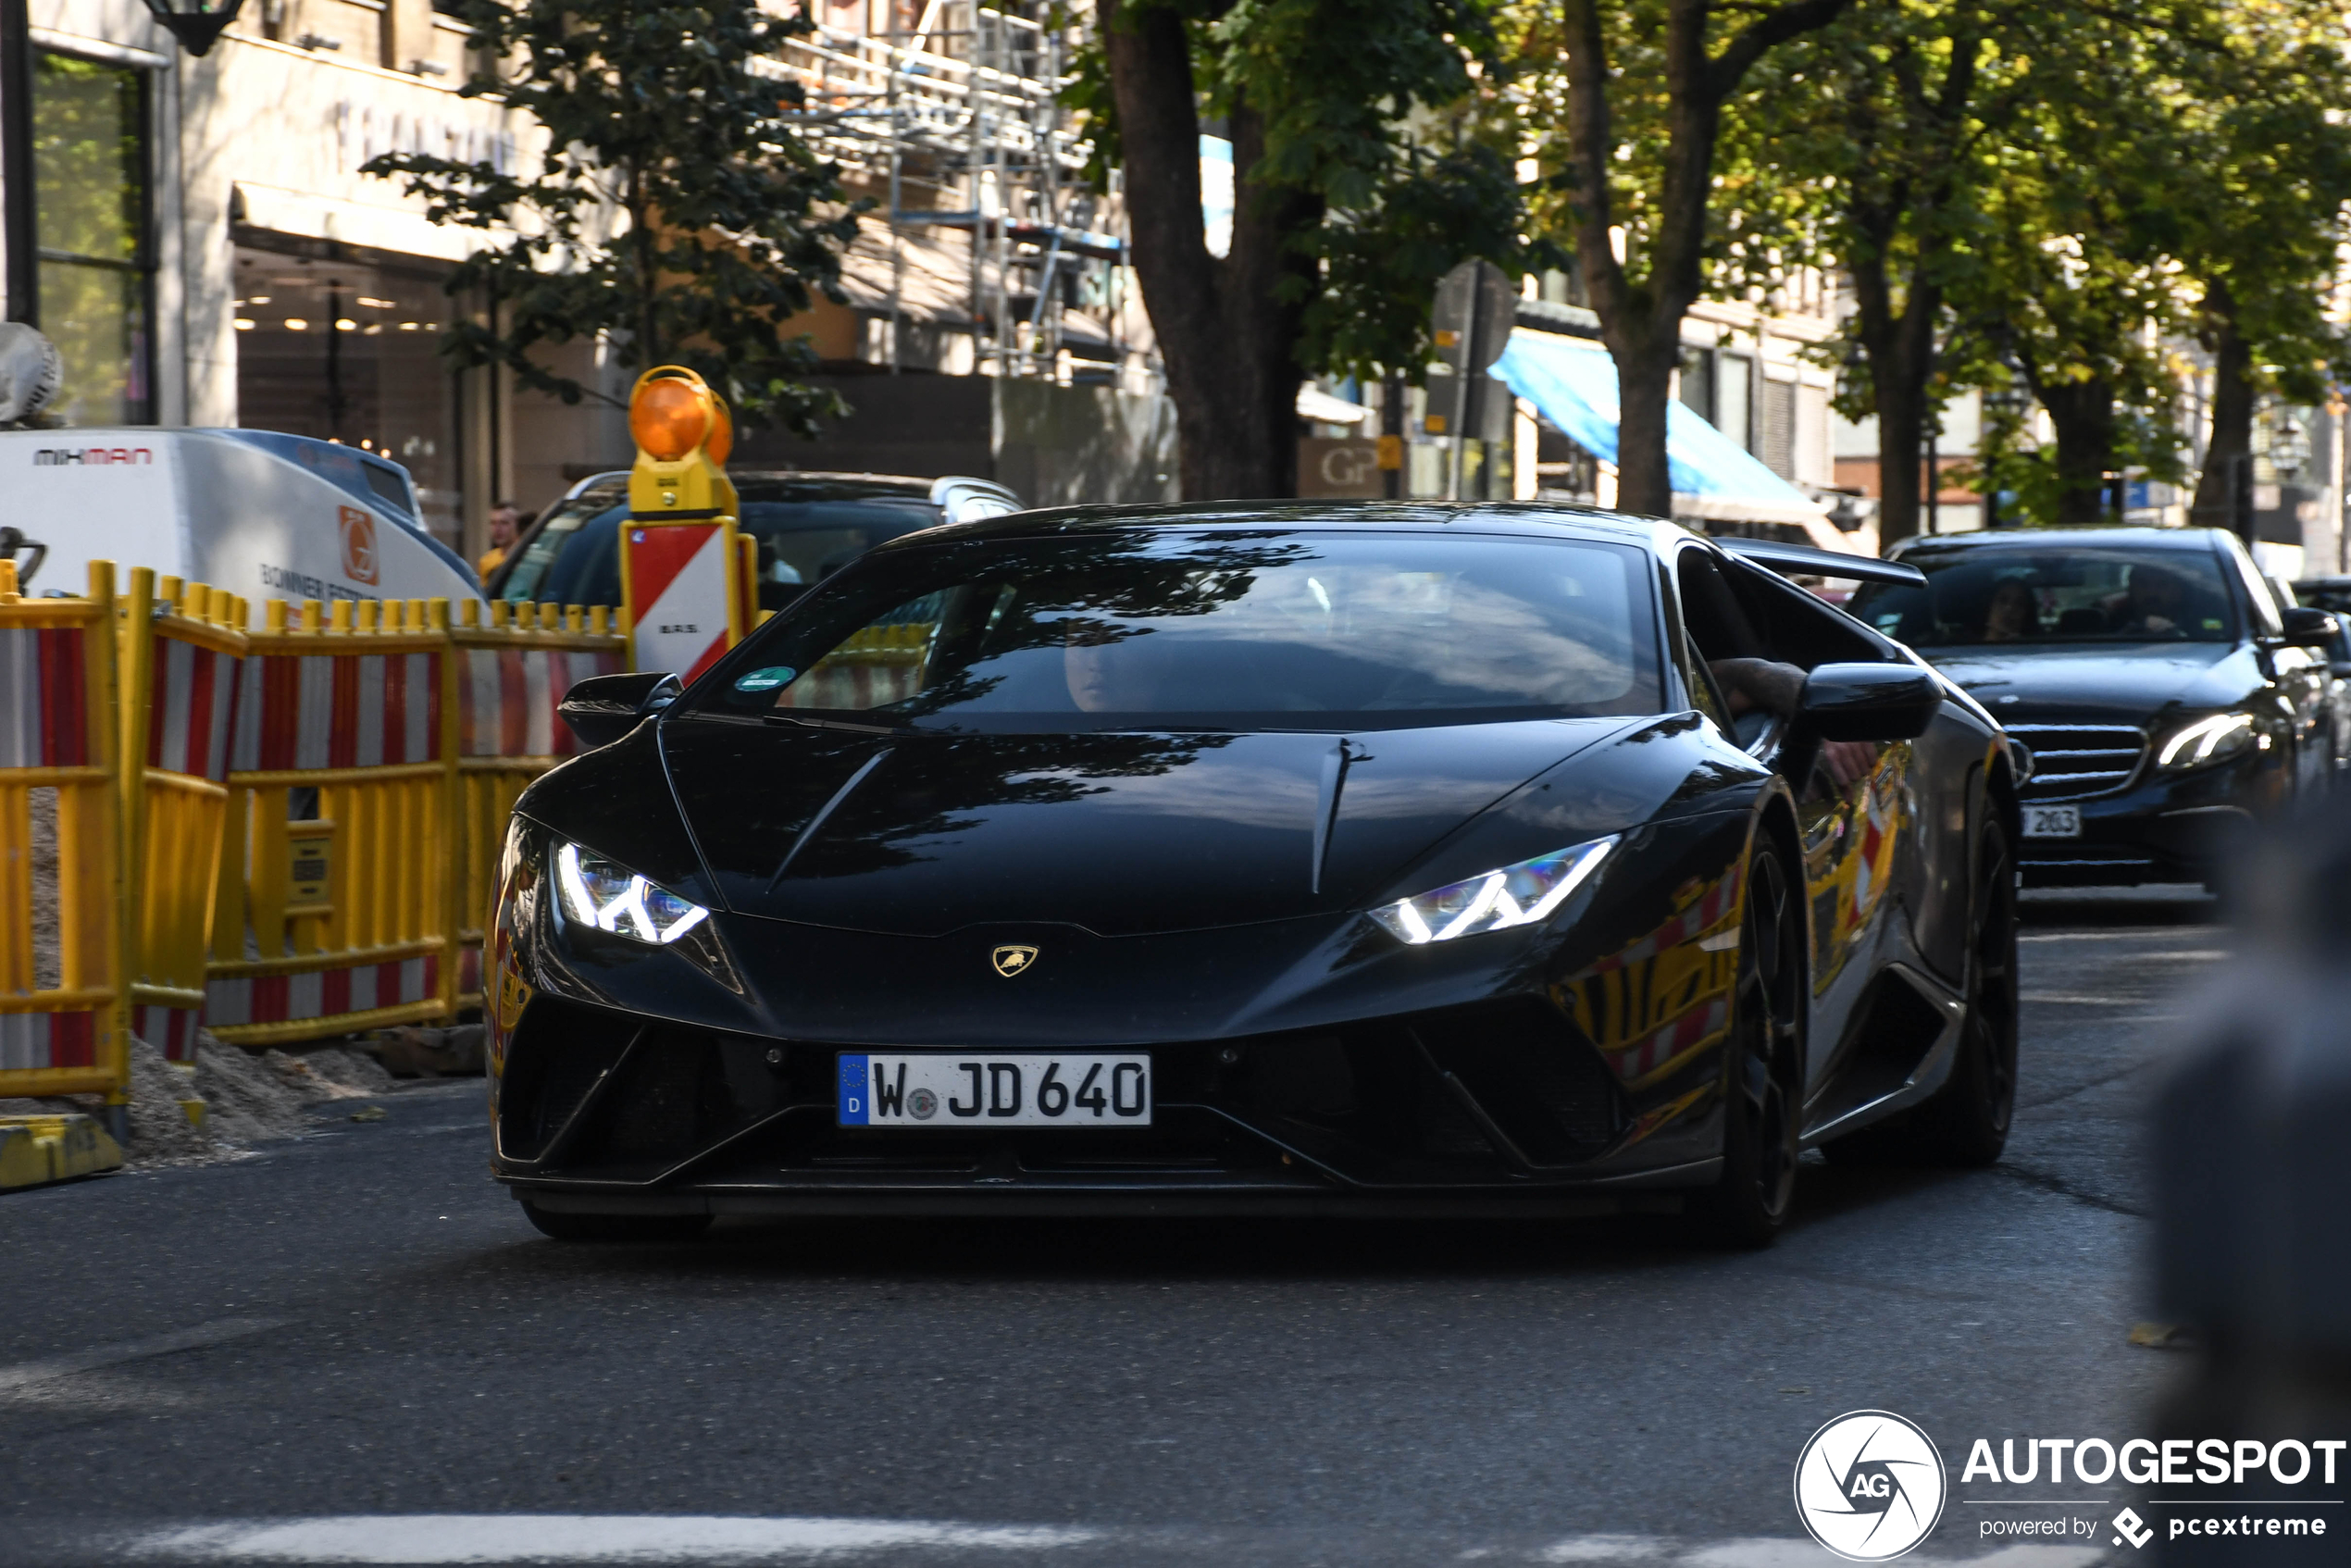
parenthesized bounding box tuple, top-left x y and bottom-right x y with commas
(774, 3, 1135, 382)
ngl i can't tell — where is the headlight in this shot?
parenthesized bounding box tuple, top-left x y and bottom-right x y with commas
(554, 841, 712, 944)
(1370, 836, 1617, 945)
(2156, 713, 2255, 771)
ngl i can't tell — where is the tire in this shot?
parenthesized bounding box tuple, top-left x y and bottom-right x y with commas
(1691, 839, 1805, 1248)
(519, 1200, 714, 1243)
(1907, 814, 2019, 1165)
(1822, 811, 2019, 1168)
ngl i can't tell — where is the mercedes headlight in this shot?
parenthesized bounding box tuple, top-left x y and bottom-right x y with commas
(2155, 712, 2256, 772)
(554, 841, 711, 944)
(1370, 837, 1617, 945)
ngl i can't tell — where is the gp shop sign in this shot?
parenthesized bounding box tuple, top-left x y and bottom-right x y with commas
(339, 506, 380, 585)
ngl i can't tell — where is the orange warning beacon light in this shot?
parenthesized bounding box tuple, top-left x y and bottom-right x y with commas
(626, 366, 739, 520)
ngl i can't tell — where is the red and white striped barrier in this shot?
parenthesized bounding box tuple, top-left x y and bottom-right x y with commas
(0, 1010, 98, 1073)
(132, 1003, 199, 1062)
(230, 650, 442, 772)
(624, 521, 736, 681)
(145, 632, 241, 781)
(0, 625, 93, 769)
(205, 953, 439, 1032)
(460, 646, 624, 759)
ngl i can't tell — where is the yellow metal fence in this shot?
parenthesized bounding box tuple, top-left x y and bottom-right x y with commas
(0, 566, 626, 1091)
(0, 561, 126, 1100)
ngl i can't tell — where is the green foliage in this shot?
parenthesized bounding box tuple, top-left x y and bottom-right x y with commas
(1071, 0, 1537, 384)
(362, 0, 860, 434)
(1486, 0, 1836, 331)
(1747, 0, 2351, 524)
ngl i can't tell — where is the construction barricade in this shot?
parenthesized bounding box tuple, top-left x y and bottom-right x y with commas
(204, 597, 460, 1046)
(451, 602, 625, 1008)
(0, 560, 126, 1100)
(1, 570, 625, 1059)
(125, 571, 250, 1062)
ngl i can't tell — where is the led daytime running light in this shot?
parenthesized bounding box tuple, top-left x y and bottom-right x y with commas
(555, 842, 711, 945)
(1371, 837, 1617, 946)
(2156, 712, 2254, 770)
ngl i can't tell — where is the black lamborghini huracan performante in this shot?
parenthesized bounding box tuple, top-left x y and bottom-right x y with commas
(485, 504, 2021, 1246)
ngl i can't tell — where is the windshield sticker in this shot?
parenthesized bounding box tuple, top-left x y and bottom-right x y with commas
(735, 666, 796, 692)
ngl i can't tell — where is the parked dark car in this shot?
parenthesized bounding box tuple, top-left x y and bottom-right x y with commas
(2290, 575, 2351, 773)
(484, 504, 2022, 1249)
(1847, 528, 2337, 890)
(487, 471, 1023, 612)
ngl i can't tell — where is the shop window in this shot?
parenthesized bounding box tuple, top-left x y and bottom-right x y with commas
(32, 51, 153, 425)
(232, 244, 466, 542)
(1761, 377, 1797, 479)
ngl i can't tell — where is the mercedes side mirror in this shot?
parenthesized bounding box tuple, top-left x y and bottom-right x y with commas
(558, 671, 683, 750)
(1798, 662, 1943, 742)
(2275, 606, 2340, 650)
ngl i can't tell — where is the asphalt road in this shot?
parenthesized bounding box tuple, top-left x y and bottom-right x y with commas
(0, 890, 2228, 1568)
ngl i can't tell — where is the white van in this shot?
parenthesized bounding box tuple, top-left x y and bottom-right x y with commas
(0, 428, 482, 606)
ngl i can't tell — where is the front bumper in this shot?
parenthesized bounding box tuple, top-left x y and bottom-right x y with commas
(2017, 751, 2276, 888)
(490, 992, 1726, 1213)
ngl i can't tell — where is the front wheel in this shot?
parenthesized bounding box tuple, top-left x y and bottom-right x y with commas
(520, 1200, 714, 1243)
(1908, 815, 2019, 1165)
(1691, 840, 1805, 1248)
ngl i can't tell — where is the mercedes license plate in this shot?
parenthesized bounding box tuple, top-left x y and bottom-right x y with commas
(2023, 804, 2082, 840)
(838, 1052, 1151, 1127)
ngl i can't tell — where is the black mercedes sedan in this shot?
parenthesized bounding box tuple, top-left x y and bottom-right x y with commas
(483, 504, 2021, 1247)
(1847, 528, 2336, 890)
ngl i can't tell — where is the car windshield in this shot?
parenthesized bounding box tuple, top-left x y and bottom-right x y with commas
(1847, 544, 2240, 647)
(698, 529, 1662, 732)
(496, 479, 627, 602)
(520, 493, 943, 610)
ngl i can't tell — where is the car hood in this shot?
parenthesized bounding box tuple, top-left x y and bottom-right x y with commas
(1922, 641, 2263, 717)
(658, 716, 1641, 937)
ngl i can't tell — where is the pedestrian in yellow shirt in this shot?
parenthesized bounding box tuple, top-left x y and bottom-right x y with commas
(478, 500, 521, 581)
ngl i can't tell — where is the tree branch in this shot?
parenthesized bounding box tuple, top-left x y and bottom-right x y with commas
(1708, 0, 1852, 104)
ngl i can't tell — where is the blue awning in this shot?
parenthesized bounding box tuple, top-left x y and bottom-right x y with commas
(1494, 330, 1835, 533)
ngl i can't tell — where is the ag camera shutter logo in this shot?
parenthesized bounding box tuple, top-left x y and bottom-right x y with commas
(1794, 1410, 1948, 1561)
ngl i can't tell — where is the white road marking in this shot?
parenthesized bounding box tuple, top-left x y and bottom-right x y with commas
(131, 1517, 1104, 1563)
(1537, 1537, 1668, 1562)
(0, 1316, 288, 1394)
(107, 1517, 2118, 1566)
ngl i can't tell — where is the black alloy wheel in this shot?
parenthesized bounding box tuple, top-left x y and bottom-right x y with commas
(1693, 840, 1805, 1247)
(1909, 814, 2019, 1164)
(520, 1200, 715, 1243)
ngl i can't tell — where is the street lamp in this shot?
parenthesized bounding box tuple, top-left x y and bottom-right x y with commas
(136, 0, 245, 56)
(2272, 417, 2311, 482)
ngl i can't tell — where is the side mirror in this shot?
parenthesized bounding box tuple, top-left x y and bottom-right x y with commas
(1799, 662, 1942, 742)
(2276, 606, 2339, 649)
(558, 671, 681, 750)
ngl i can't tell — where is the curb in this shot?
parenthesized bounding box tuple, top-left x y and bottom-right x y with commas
(0, 1114, 125, 1191)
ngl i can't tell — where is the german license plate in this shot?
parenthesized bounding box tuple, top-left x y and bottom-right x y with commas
(837, 1053, 1151, 1127)
(2023, 804, 2082, 840)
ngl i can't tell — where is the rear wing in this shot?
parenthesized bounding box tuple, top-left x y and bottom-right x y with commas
(1716, 538, 1925, 589)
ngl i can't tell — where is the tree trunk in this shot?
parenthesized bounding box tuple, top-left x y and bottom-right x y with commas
(1851, 249, 1939, 549)
(2189, 292, 2253, 531)
(1099, 0, 1312, 500)
(1559, 0, 1849, 521)
(2037, 377, 2117, 526)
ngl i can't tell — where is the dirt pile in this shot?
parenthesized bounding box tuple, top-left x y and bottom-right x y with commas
(263, 1046, 397, 1101)
(192, 1033, 316, 1145)
(372, 1024, 487, 1076)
